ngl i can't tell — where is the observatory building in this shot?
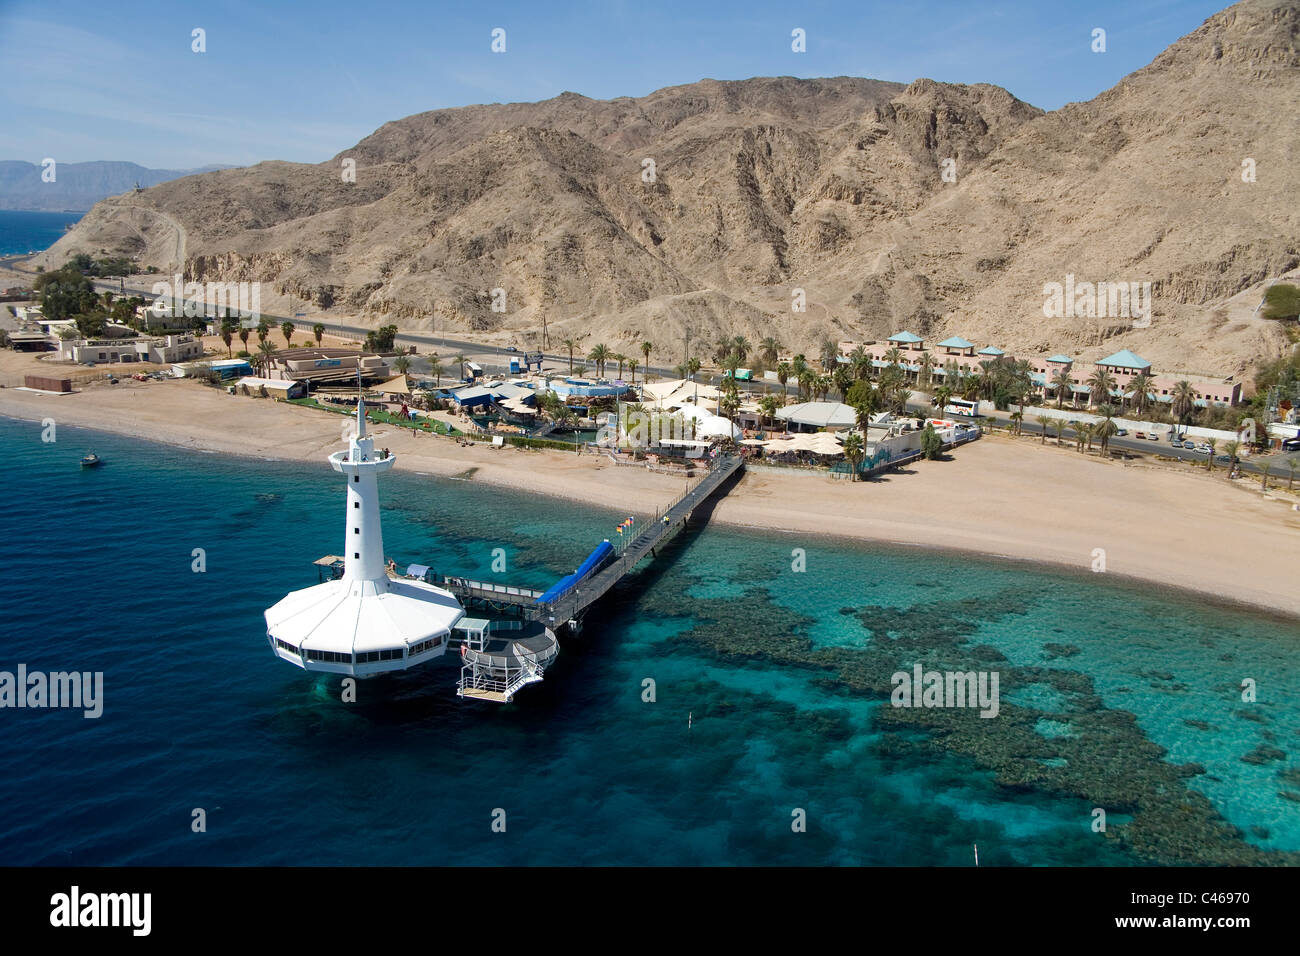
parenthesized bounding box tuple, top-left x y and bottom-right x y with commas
(264, 397, 465, 676)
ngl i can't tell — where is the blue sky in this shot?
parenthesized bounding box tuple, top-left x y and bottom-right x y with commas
(0, 0, 1228, 169)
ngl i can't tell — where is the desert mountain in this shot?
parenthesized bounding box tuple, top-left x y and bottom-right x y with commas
(39, 0, 1299, 377)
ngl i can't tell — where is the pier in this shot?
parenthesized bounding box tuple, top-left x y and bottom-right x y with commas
(430, 452, 743, 628)
(310, 450, 745, 702)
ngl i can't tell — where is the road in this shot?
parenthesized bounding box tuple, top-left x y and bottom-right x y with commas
(7, 257, 1288, 479)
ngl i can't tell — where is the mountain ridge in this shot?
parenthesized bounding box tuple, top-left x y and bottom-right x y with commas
(37, 0, 1300, 378)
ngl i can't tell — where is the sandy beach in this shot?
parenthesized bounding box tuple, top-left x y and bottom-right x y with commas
(3, 374, 1299, 618)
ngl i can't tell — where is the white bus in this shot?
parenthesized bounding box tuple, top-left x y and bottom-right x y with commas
(943, 398, 980, 417)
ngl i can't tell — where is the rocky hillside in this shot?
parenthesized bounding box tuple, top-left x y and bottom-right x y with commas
(39, 0, 1300, 378)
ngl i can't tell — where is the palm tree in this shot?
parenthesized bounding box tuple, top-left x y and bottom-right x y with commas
(732, 336, 751, 364)
(842, 431, 864, 481)
(777, 361, 791, 391)
(1286, 457, 1299, 492)
(562, 338, 576, 374)
(313, 322, 325, 346)
(238, 327, 250, 353)
(797, 369, 816, 402)
(429, 357, 443, 387)
(758, 394, 780, 426)
(1035, 415, 1052, 444)
(392, 354, 412, 376)
(256, 318, 271, 347)
(686, 356, 701, 381)
(917, 352, 934, 389)
(1171, 381, 1197, 425)
(1053, 419, 1065, 443)
(1127, 372, 1153, 417)
(853, 390, 880, 432)
(1086, 368, 1115, 408)
(280, 320, 295, 348)
(759, 336, 781, 365)
(832, 364, 852, 401)
(220, 320, 235, 358)
(452, 353, 467, 381)
(1009, 410, 1024, 436)
(627, 358, 639, 385)
(257, 339, 277, 376)
(1052, 368, 1074, 409)
(588, 343, 611, 379)
(613, 353, 627, 380)
(1260, 461, 1272, 491)
(884, 347, 903, 369)
(933, 385, 953, 411)
(641, 340, 653, 375)
(1075, 421, 1091, 453)
(1096, 403, 1118, 455)
(1205, 437, 1218, 472)
(1224, 440, 1240, 478)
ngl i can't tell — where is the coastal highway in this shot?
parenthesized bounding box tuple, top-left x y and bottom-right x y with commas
(10, 264, 1282, 477)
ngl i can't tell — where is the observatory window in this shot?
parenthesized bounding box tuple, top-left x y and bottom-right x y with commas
(353, 552, 360, 559)
(353, 502, 359, 509)
(353, 528, 359, 534)
(354, 476, 359, 483)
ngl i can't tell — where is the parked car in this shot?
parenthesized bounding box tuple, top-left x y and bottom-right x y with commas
(1282, 437, 1300, 451)
(1216, 455, 1232, 463)
(1171, 440, 1185, 448)
(505, 346, 519, 352)
(1147, 433, 1159, 441)
(1194, 442, 1212, 454)
(1115, 428, 1128, 436)
(1135, 431, 1146, 439)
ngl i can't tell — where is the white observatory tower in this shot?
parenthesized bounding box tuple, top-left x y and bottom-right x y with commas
(264, 394, 464, 676)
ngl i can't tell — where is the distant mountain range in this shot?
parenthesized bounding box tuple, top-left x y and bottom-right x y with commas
(0, 161, 234, 212)
(40, 0, 1300, 375)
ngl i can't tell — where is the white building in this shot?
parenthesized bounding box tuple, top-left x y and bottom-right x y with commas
(263, 397, 466, 676)
(57, 333, 205, 365)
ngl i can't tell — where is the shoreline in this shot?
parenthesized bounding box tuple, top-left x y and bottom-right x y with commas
(4, 378, 1300, 619)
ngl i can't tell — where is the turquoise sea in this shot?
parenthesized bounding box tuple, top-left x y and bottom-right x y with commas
(0, 415, 1297, 866)
(0, 210, 83, 256)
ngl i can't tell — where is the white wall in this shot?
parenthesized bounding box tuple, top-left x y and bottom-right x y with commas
(1018, 404, 1240, 442)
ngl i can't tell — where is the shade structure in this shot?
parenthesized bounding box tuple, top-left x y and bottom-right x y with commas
(695, 414, 743, 440)
(375, 374, 412, 395)
(775, 401, 857, 429)
(760, 431, 844, 456)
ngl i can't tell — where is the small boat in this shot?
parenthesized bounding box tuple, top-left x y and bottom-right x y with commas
(80, 453, 101, 468)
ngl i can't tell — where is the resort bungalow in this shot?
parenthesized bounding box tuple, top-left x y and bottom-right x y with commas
(887, 331, 926, 352)
(936, 337, 976, 357)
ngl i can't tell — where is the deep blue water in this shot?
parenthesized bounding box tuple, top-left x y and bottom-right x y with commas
(0, 209, 83, 256)
(0, 415, 1297, 866)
